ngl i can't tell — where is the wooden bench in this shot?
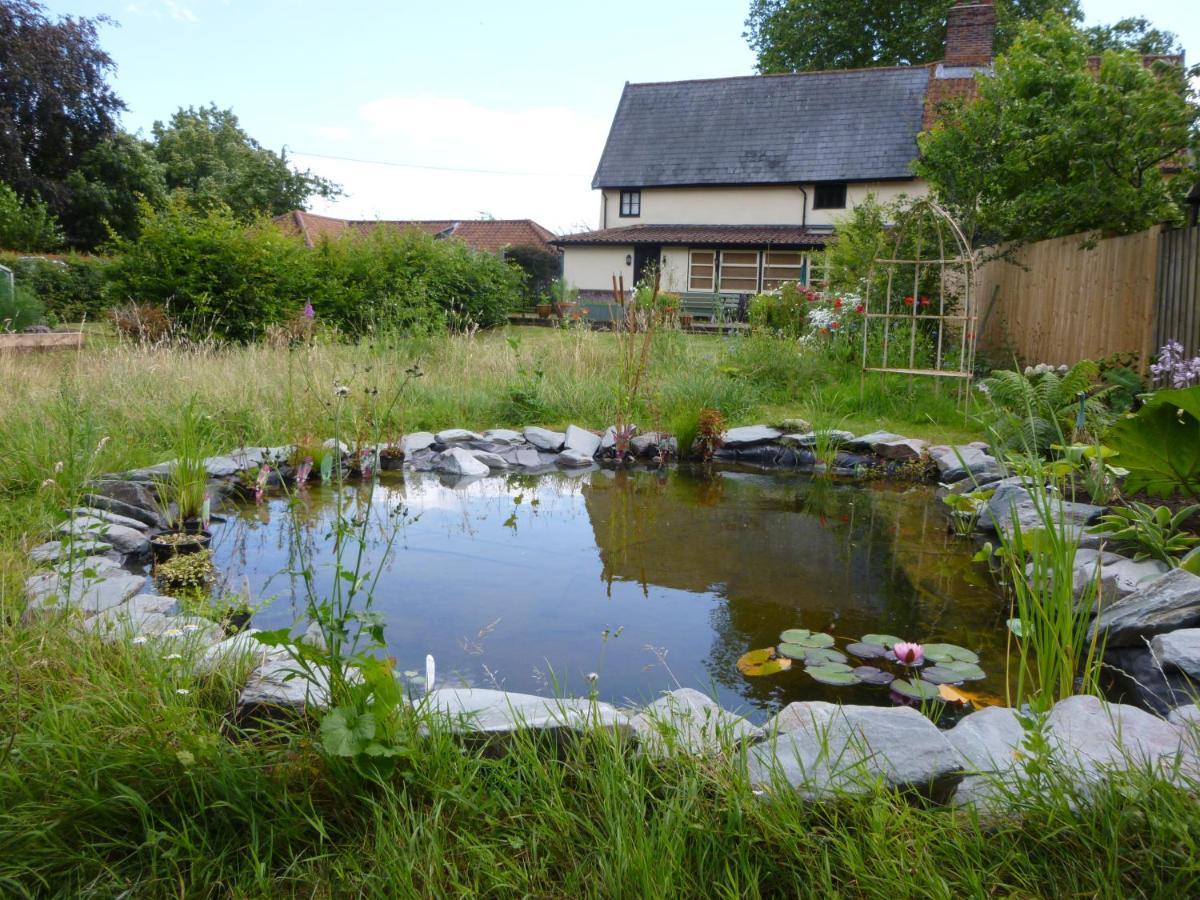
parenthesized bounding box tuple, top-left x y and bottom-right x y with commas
(679, 292, 748, 322)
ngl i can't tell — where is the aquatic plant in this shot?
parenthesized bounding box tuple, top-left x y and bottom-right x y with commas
(1089, 501, 1200, 566)
(155, 549, 215, 591)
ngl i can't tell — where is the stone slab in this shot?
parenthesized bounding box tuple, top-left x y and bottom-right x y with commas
(1088, 568, 1200, 647)
(524, 426, 566, 452)
(563, 424, 601, 458)
(630, 688, 762, 755)
(427, 688, 627, 735)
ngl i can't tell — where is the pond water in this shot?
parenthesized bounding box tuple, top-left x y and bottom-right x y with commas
(208, 467, 1008, 723)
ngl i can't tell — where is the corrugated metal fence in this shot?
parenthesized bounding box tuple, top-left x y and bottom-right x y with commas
(976, 224, 1200, 370)
(1155, 224, 1200, 357)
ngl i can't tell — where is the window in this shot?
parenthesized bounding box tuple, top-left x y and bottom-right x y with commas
(813, 182, 847, 210)
(619, 190, 641, 217)
(688, 250, 715, 291)
(718, 250, 759, 293)
(762, 251, 807, 290)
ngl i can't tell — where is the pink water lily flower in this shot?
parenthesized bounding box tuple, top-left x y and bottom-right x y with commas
(893, 641, 924, 666)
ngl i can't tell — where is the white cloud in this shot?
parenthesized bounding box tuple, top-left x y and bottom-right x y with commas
(291, 95, 610, 234)
(125, 0, 199, 23)
(313, 125, 352, 142)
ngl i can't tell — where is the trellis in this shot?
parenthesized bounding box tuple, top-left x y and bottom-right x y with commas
(859, 200, 978, 405)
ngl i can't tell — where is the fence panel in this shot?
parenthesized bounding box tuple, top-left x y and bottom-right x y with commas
(1155, 225, 1200, 359)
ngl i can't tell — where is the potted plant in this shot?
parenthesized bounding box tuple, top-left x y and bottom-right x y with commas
(379, 440, 405, 470)
(535, 298, 553, 319)
(549, 279, 580, 318)
(152, 401, 213, 561)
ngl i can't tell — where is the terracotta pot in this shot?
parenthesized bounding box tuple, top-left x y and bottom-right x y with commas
(536, 303, 552, 319)
(679, 314, 694, 329)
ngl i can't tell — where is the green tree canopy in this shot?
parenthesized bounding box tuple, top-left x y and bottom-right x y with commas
(744, 0, 1081, 73)
(0, 0, 123, 214)
(63, 133, 168, 248)
(1082, 16, 1181, 55)
(916, 16, 1199, 245)
(0, 181, 63, 251)
(151, 105, 341, 221)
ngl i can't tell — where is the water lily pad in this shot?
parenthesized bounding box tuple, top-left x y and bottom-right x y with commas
(920, 665, 972, 685)
(846, 642, 888, 659)
(939, 660, 986, 681)
(803, 647, 848, 666)
(779, 629, 834, 649)
(861, 633, 903, 649)
(805, 663, 861, 686)
(891, 678, 941, 701)
(852, 666, 895, 686)
(776, 643, 809, 660)
(737, 648, 793, 677)
(1006, 618, 1025, 638)
(923, 643, 979, 665)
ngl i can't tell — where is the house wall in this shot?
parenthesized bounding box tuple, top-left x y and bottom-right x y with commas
(562, 244, 633, 297)
(600, 181, 926, 228)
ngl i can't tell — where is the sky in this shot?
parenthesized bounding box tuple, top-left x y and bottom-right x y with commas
(46, 1, 1200, 234)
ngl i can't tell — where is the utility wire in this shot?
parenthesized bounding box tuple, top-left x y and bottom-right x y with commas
(289, 149, 590, 179)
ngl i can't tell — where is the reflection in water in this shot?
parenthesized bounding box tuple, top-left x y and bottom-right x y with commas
(208, 467, 1006, 723)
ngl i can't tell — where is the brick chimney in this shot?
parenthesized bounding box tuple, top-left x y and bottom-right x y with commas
(943, 1, 995, 66)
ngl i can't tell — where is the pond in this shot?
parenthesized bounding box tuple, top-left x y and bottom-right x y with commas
(207, 467, 1008, 724)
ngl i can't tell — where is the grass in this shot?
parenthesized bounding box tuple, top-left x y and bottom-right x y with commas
(4, 324, 1197, 895)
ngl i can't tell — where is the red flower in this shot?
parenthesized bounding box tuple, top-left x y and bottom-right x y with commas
(855, 303, 865, 314)
(820, 327, 829, 335)
(919, 296, 930, 307)
(903, 296, 914, 306)
(833, 298, 842, 309)
(830, 321, 840, 330)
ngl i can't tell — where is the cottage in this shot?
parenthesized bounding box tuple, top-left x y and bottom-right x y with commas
(554, 0, 998, 318)
(274, 211, 560, 257)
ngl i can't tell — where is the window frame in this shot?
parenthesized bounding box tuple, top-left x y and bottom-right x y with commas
(717, 249, 760, 294)
(813, 182, 848, 210)
(687, 249, 716, 292)
(619, 190, 642, 218)
(762, 251, 808, 291)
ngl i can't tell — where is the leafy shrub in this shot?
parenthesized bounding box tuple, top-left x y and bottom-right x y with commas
(0, 252, 108, 321)
(0, 279, 46, 332)
(978, 361, 1114, 454)
(503, 245, 560, 305)
(748, 282, 809, 336)
(1105, 386, 1200, 502)
(0, 182, 63, 251)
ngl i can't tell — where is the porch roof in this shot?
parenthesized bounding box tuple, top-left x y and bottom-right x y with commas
(553, 224, 831, 248)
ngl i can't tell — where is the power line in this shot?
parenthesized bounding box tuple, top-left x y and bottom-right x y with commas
(289, 148, 591, 179)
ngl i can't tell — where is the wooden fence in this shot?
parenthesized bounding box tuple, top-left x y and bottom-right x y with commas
(976, 227, 1162, 370)
(1155, 224, 1200, 358)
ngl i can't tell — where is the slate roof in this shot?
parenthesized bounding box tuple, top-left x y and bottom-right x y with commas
(592, 67, 931, 189)
(274, 211, 559, 254)
(553, 224, 831, 248)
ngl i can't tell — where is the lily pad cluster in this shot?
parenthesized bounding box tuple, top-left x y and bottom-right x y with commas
(736, 630, 988, 707)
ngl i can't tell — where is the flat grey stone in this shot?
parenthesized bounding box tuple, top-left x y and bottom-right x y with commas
(630, 688, 762, 755)
(1047, 695, 1190, 780)
(1168, 703, 1200, 727)
(481, 429, 524, 445)
(981, 483, 1105, 537)
(780, 429, 854, 449)
(29, 539, 113, 564)
(427, 688, 626, 735)
(556, 449, 595, 468)
(721, 425, 783, 448)
(749, 702, 962, 799)
(435, 428, 482, 444)
(125, 462, 173, 480)
(23, 569, 145, 621)
(80, 491, 167, 529)
(1088, 569, 1200, 647)
(945, 706, 1027, 808)
(201, 455, 240, 477)
(929, 445, 1003, 484)
(503, 446, 544, 468)
(871, 436, 928, 461)
(58, 516, 149, 557)
(239, 656, 331, 713)
(630, 431, 665, 457)
(467, 450, 508, 470)
(563, 425, 601, 458)
(599, 425, 620, 450)
(433, 447, 490, 477)
(88, 479, 164, 516)
(84, 593, 181, 637)
(1066, 550, 1169, 612)
(196, 629, 285, 675)
(402, 432, 436, 455)
(845, 430, 901, 451)
(524, 426, 566, 452)
(1151, 628, 1200, 679)
(66, 507, 150, 533)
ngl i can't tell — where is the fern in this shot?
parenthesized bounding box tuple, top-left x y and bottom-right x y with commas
(980, 361, 1114, 454)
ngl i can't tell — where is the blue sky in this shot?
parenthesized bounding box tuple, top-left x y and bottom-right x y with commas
(47, 1, 1200, 232)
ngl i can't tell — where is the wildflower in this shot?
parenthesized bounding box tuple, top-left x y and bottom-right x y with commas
(587, 672, 599, 684)
(176, 688, 190, 695)
(296, 456, 313, 487)
(855, 303, 865, 314)
(830, 321, 840, 330)
(833, 298, 842, 309)
(919, 296, 930, 307)
(893, 642, 924, 666)
(162, 651, 183, 660)
(255, 465, 271, 504)
(903, 296, 914, 306)
(41, 478, 56, 489)
(53, 460, 63, 473)
(334, 383, 350, 398)
(132, 635, 148, 645)
(303, 301, 315, 319)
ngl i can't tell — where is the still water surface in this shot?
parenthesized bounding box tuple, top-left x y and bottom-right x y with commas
(210, 467, 1007, 723)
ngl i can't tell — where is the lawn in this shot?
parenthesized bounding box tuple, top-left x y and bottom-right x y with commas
(4, 325, 1196, 897)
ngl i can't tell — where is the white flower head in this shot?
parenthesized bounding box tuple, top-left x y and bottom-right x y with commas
(587, 672, 599, 684)
(175, 688, 190, 695)
(334, 383, 350, 398)
(162, 652, 183, 661)
(131, 635, 148, 645)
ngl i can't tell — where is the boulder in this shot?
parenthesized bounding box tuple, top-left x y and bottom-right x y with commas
(721, 425, 783, 448)
(402, 432, 436, 455)
(715, 445, 813, 468)
(524, 426, 566, 452)
(196, 629, 283, 675)
(466, 450, 508, 470)
(1088, 568, 1200, 647)
(84, 593, 181, 638)
(945, 706, 1027, 809)
(28, 539, 113, 565)
(630, 688, 762, 755)
(1168, 704, 1200, 727)
(928, 445, 1004, 484)
(599, 425, 623, 451)
(502, 446, 544, 469)
(88, 479, 163, 518)
(871, 437, 929, 461)
(436, 428, 482, 444)
(239, 657, 331, 714)
(203, 455, 243, 477)
(1102, 645, 1196, 715)
(1151, 629, 1200, 680)
(80, 492, 167, 530)
(557, 449, 595, 468)
(630, 432, 665, 457)
(426, 688, 626, 735)
(1046, 695, 1190, 781)
(482, 429, 525, 445)
(981, 483, 1104, 536)
(845, 431, 901, 452)
(66, 507, 150, 533)
(434, 447, 491, 477)
(23, 568, 145, 621)
(1068, 551, 1169, 612)
(748, 702, 962, 800)
(779, 429, 855, 449)
(57, 516, 149, 558)
(563, 425, 601, 458)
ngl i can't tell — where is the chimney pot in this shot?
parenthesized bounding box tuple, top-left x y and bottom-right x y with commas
(944, 0, 996, 67)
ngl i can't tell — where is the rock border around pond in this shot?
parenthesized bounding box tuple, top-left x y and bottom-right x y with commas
(18, 424, 1200, 810)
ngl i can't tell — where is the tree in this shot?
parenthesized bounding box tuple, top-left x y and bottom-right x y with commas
(916, 16, 1200, 245)
(1082, 17, 1181, 55)
(744, 0, 1081, 73)
(0, 181, 63, 250)
(151, 105, 340, 221)
(63, 133, 168, 248)
(0, 0, 123, 213)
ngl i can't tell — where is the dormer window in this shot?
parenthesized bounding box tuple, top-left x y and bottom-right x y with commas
(813, 182, 847, 210)
(619, 190, 641, 217)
